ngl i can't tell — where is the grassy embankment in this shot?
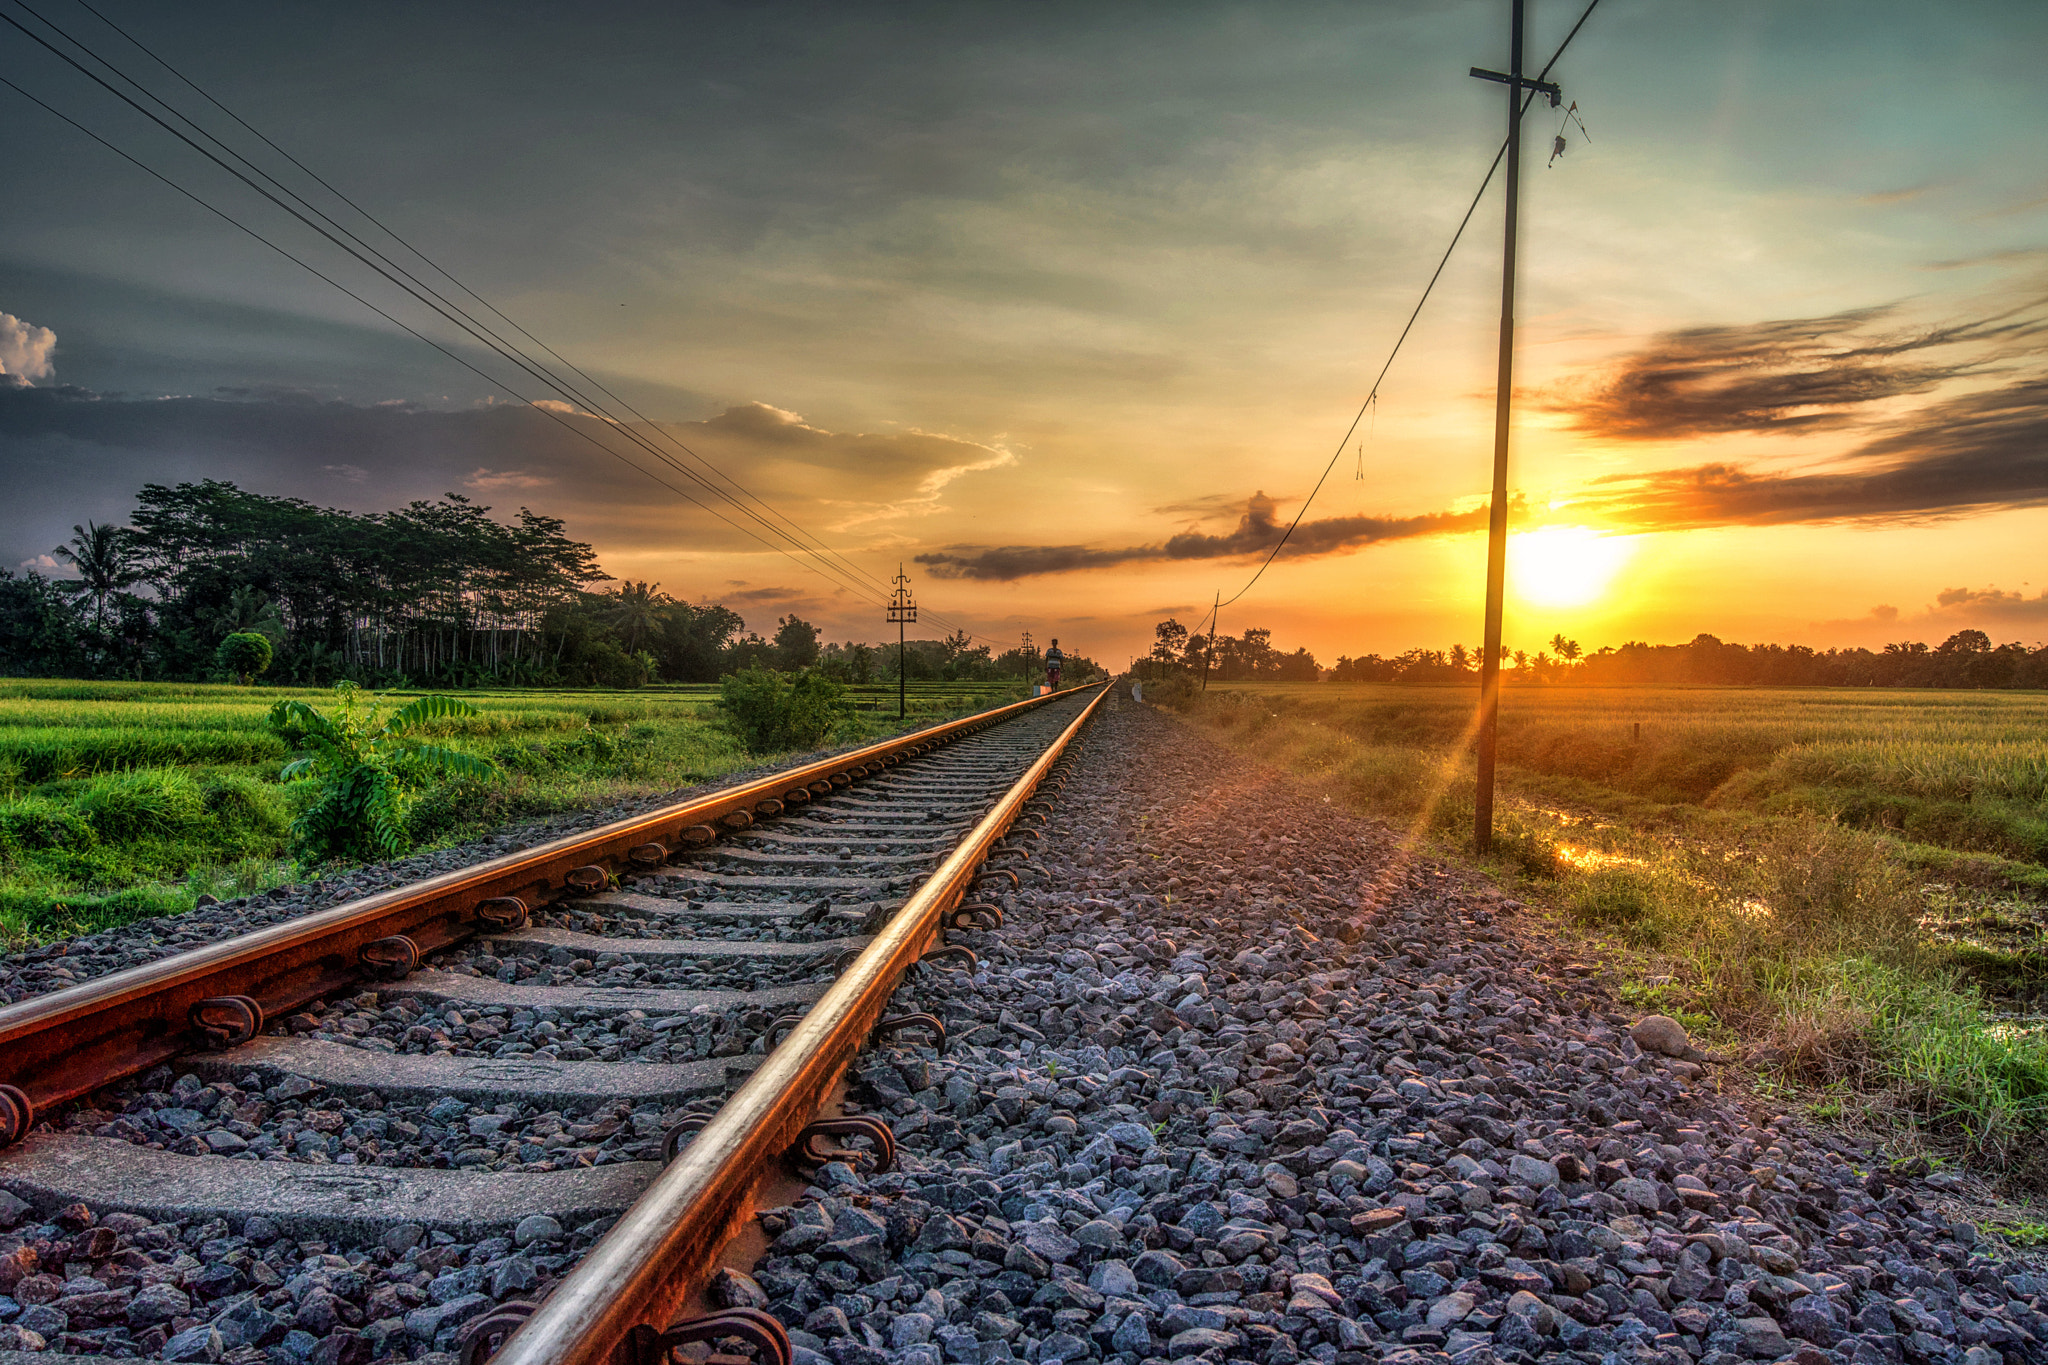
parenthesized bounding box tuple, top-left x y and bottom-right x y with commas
(1157, 680, 2048, 1183)
(0, 677, 1030, 945)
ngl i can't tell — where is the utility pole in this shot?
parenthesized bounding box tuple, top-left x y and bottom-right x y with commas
(1469, 0, 1558, 853)
(1200, 593, 1219, 692)
(888, 564, 916, 720)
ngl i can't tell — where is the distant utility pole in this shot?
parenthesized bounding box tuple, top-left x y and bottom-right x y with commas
(1470, 0, 1559, 853)
(888, 564, 917, 720)
(1200, 593, 1219, 692)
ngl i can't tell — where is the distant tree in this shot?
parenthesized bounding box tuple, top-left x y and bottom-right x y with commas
(1550, 634, 1582, 661)
(774, 614, 822, 670)
(1151, 619, 1190, 667)
(51, 520, 138, 630)
(1939, 629, 1992, 654)
(216, 632, 274, 685)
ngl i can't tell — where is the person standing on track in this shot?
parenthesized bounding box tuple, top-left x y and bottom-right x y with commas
(1044, 638, 1064, 691)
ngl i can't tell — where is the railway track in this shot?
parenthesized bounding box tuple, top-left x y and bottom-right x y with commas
(0, 682, 1108, 1364)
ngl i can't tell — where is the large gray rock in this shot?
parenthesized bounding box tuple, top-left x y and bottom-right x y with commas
(1630, 1014, 1701, 1060)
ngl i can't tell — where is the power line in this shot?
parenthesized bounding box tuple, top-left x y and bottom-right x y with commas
(1198, 0, 1602, 640)
(65, 0, 896, 599)
(1, 1, 909, 618)
(5, 1, 1015, 643)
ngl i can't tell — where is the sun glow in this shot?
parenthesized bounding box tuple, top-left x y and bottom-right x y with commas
(1511, 527, 1634, 608)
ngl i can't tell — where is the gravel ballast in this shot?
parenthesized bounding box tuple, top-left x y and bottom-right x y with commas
(739, 694, 2048, 1365)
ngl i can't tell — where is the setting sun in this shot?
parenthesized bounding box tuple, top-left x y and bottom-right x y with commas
(1510, 526, 1634, 608)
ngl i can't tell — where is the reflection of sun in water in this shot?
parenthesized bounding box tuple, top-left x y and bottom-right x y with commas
(1511, 527, 1634, 607)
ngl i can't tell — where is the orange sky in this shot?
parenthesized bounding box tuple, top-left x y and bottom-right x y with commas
(4, 1, 2046, 667)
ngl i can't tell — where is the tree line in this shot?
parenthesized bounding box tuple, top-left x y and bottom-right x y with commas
(0, 480, 1086, 688)
(1141, 617, 2048, 690)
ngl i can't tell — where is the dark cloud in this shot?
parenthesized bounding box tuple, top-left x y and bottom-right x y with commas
(0, 383, 1006, 574)
(1578, 375, 2048, 529)
(1560, 303, 2043, 440)
(916, 491, 1488, 581)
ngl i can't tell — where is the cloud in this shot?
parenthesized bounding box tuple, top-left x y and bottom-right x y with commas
(1558, 303, 2043, 441)
(0, 312, 56, 387)
(916, 491, 1490, 581)
(0, 383, 1031, 590)
(18, 554, 58, 572)
(1574, 375, 2048, 530)
(1930, 585, 2048, 622)
(723, 584, 809, 605)
(463, 467, 555, 491)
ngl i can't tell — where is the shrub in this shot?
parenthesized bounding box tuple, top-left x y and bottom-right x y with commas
(718, 668, 850, 754)
(271, 682, 498, 863)
(216, 632, 274, 685)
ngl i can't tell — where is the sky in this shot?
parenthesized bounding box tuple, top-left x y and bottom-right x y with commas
(3, 0, 2046, 668)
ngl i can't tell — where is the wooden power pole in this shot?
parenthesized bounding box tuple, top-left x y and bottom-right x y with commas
(888, 564, 916, 720)
(1470, 0, 1558, 852)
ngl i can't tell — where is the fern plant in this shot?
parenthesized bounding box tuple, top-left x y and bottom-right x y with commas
(269, 683, 498, 864)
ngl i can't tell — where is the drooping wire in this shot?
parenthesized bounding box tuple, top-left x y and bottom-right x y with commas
(79, 0, 906, 604)
(1, 4, 941, 622)
(4, 7, 1012, 644)
(1207, 0, 1602, 619)
(6, 0, 1022, 646)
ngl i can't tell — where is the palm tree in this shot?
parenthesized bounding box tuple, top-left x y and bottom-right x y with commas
(603, 581, 669, 652)
(51, 521, 137, 629)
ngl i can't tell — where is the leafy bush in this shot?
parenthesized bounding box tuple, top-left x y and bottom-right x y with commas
(270, 683, 498, 864)
(718, 668, 850, 754)
(216, 631, 274, 684)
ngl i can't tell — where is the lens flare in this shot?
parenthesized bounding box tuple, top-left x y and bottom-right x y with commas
(1511, 527, 1633, 608)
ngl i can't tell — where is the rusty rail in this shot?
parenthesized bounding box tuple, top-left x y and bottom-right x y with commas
(0, 684, 1100, 1137)
(484, 680, 1110, 1365)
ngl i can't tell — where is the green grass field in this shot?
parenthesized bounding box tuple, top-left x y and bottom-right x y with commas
(1166, 680, 2048, 1182)
(0, 676, 1030, 945)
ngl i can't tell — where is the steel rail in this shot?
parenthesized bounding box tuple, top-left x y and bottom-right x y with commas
(487, 681, 1110, 1365)
(0, 685, 1097, 1135)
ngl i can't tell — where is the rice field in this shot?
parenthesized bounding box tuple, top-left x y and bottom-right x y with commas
(0, 676, 1028, 943)
(1198, 682, 2048, 867)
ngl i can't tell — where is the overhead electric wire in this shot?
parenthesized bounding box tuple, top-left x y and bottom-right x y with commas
(0, 3, 916, 621)
(7, 1, 1017, 643)
(0, 74, 869, 591)
(1197, 0, 1602, 645)
(65, 0, 901, 606)
(51, 0, 1004, 645)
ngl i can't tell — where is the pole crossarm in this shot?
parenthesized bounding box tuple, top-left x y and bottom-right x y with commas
(1469, 67, 1561, 99)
